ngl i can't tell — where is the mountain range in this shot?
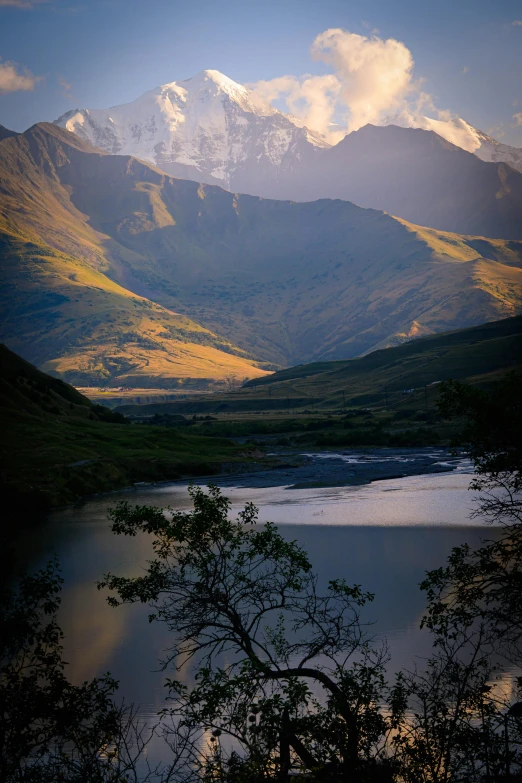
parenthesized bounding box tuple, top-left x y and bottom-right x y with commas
(1, 122, 521, 386)
(55, 70, 522, 239)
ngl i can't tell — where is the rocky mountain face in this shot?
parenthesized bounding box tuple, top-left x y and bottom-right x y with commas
(2, 123, 521, 385)
(55, 70, 328, 193)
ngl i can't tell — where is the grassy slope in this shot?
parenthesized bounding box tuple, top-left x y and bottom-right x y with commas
(1, 124, 521, 382)
(114, 316, 522, 415)
(0, 345, 243, 511)
(0, 235, 268, 387)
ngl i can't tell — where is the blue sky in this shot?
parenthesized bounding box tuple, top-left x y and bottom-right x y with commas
(1, 0, 521, 145)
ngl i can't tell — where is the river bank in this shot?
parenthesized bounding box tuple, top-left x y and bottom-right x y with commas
(216, 446, 464, 489)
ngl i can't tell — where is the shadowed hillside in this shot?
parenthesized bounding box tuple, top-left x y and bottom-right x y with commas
(0, 344, 242, 510)
(0, 125, 18, 141)
(253, 124, 522, 240)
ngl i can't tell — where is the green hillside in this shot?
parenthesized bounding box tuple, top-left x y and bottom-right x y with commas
(0, 345, 243, 512)
(1, 123, 521, 386)
(114, 316, 522, 416)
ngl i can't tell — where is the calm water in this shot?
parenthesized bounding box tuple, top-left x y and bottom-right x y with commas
(20, 454, 507, 725)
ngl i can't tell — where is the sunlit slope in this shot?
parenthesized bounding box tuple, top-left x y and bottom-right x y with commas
(0, 126, 268, 386)
(1, 123, 522, 377)
(0, 234, 268, 387)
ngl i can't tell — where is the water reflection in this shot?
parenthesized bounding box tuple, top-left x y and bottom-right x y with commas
(41, 467, 481, 528)
(17, 466, 504, 718)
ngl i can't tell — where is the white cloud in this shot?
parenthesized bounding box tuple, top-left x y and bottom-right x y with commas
(0, 60, 40, 93)
(512, 20, 522, 26)
(425, 116, 482, 149)
(514, 113, 522, 126)
(251, 73, 342, 140)
(250, 28, 483, 151)
(251, 29, 415, 142)
(311, 29, 414, 133)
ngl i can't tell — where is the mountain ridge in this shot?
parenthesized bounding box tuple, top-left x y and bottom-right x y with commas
(261, 124, 522, 239)
(1, 122, 522, 385)
(383, 112, 522, 173)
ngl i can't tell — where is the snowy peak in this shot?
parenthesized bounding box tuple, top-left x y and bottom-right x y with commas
(182, 69, 248, 92)
(160, 69, 280, 119)
(180, 70, 261, 105)
(55, 69, 328, 191)
(471, 127, 522, 173)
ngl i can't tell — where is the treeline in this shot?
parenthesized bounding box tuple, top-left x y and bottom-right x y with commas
(139, 407, 445, 448)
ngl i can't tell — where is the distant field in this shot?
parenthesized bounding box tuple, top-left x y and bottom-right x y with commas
(115, 316, 522, 417)
(106, 317, 521, 454)
(78, 387, 216, 408)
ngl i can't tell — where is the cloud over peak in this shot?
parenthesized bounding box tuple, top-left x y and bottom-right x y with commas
(312, 29, 414, 133)
(250, 27, 483, 152)
(251, 29, 415, 143)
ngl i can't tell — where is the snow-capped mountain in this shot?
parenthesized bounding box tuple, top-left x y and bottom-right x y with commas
(55, 68, 522, 200)
(55, 70, 329, 192)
